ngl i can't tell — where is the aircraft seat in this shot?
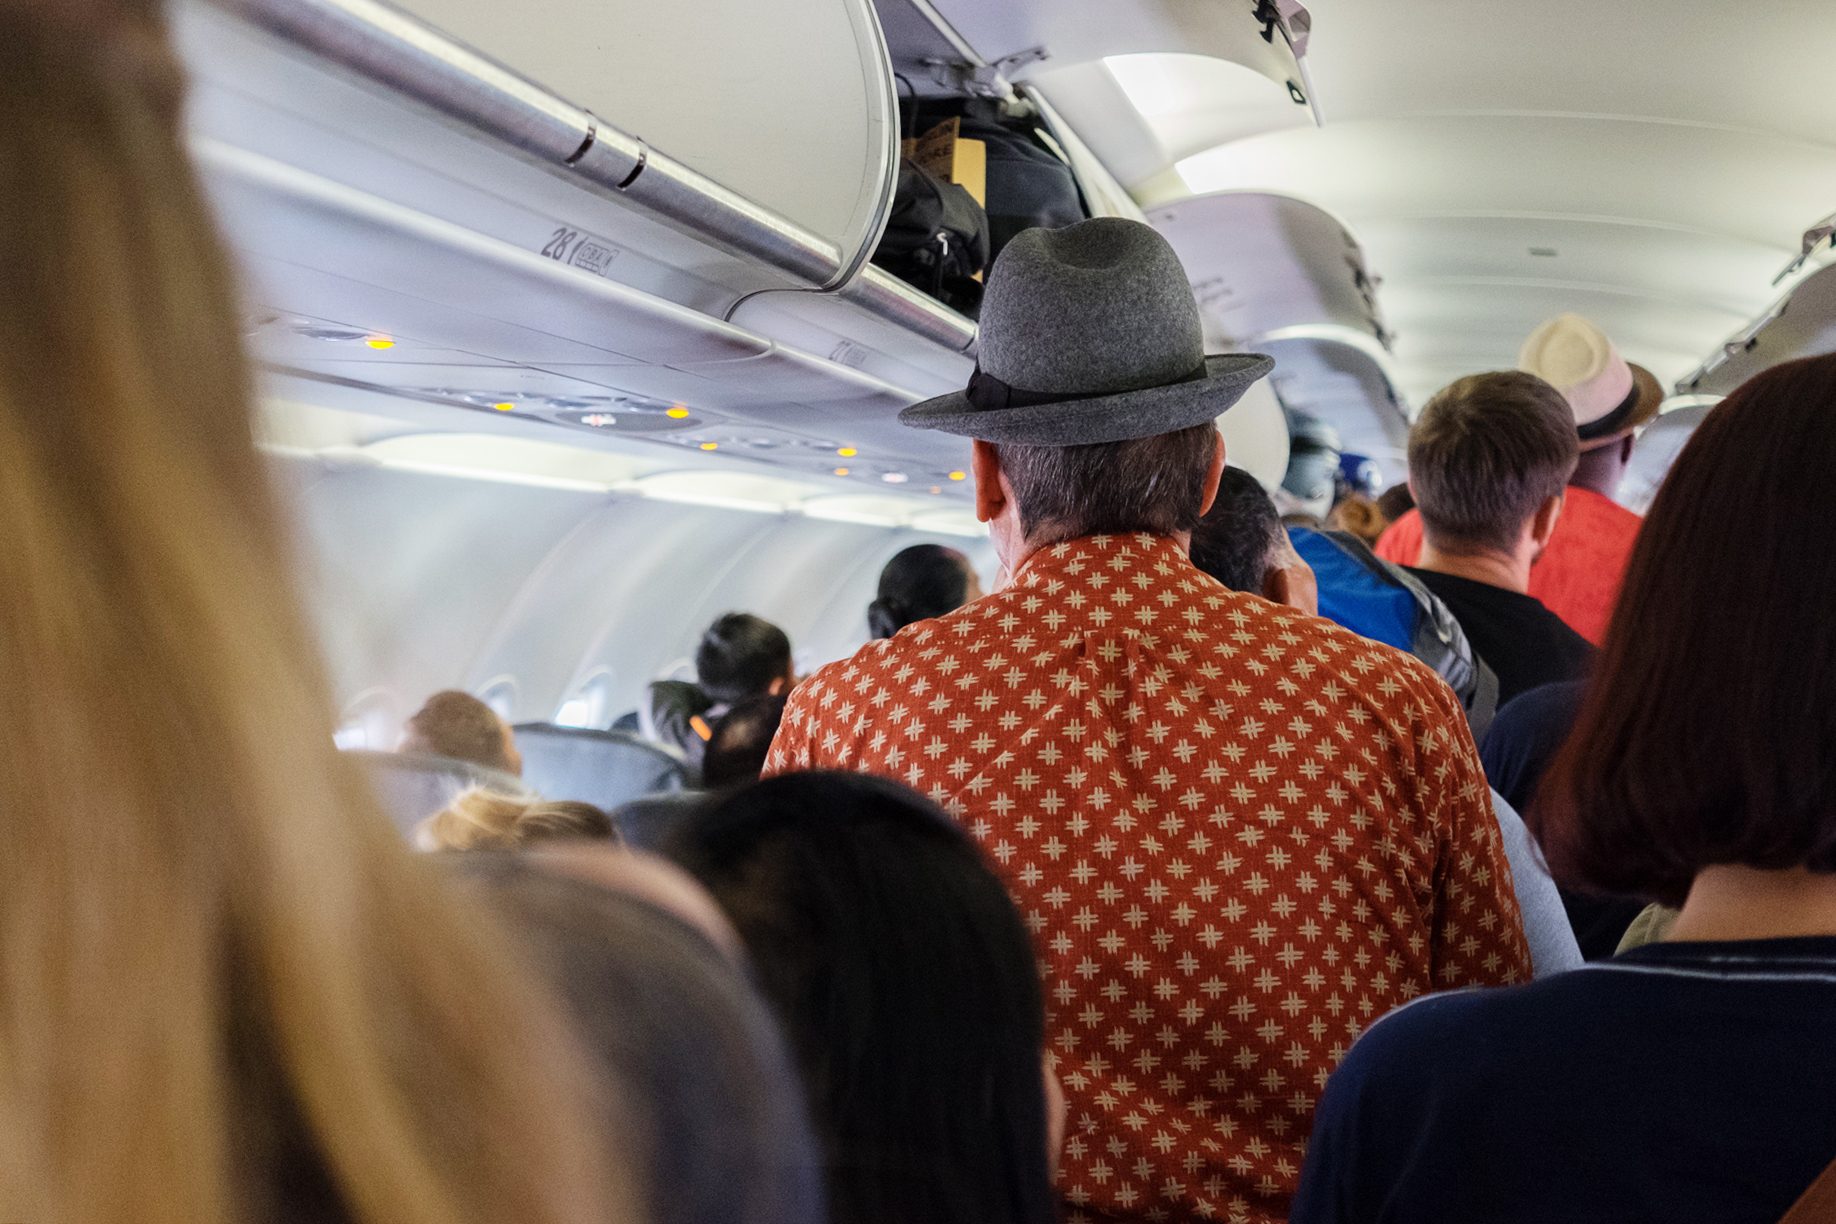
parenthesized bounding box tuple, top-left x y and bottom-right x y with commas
(348, 749, 529, 837)
(513, 724, 690, 815)
(610, 790, 713, 852)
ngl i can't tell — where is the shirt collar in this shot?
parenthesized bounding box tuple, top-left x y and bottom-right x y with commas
(1012, 532, 1193, 587)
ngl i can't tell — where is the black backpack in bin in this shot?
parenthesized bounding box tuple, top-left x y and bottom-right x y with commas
(872, 159, 991, 317)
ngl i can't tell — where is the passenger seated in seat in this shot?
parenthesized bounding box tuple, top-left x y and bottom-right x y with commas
(646, 613, 794, 770)
(666, 772, 1061, 1224)
(459, 854, 822, 1224)
(0, 4, 638, 1218)
(415, 787, 617, 851)
(769, 219, 1529, 1223)
(1189, 465, 1318, 611)
(1192, 471, 1578, 977)
(700, 695, 787, 790)
(1294, 354, 1836, 1224)
(1403, 371, 1594, 704)
(867, 543, 983, 638)
(399, 689, 523, 776)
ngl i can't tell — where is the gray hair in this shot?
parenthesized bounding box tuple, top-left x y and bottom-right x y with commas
(996, 423, 1219, 545)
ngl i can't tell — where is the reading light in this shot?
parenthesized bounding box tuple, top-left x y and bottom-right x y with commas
(834, 467, 851, 476)
(699, 442, 719, 452)
(493, 402, 516, 412)
(364, 335, 396, 350)
(666, 406, 691, 419)
(838, 447, 858, 457)
(948, 470, 967, 481)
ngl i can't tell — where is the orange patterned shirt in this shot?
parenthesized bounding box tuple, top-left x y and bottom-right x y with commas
(766, 533, 1530, 1223)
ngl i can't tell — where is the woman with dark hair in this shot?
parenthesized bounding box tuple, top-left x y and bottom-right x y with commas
(867, 544, 982, 639)
(665, 772, 1059, 1224)
(1291, 353, 1836, 1224)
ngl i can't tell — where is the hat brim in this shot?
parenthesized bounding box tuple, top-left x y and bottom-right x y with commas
(1580, 363, 1666, 450)
(897, 353, 1277, 446)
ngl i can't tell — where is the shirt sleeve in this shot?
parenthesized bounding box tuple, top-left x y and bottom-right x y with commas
(761, 673, 823, 777)
(1415, 678, 1535, 988)
(1489, 789, 1583, 977)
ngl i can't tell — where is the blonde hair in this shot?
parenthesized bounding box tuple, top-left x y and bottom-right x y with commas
(419, 789, 617, 852)
(0, 4, 639, 1223)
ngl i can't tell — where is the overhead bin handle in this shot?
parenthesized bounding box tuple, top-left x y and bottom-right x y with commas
(209, 0, 885, 300)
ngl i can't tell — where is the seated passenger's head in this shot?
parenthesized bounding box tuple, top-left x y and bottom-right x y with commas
(1536, 353, 1836, 906)
(893, 219, 1272, 569)
(868, 544, 982, 638)
(457, 854, 823, 1224)
(1190, 466, 1318, 614)
(666, 772, 1059, 1224)
(416, 787, 617, 852)
(701, 695, 787, 790)
(695, 613, 794, 706)
(1408, 371, 1580, 565)
(399, 689, 522, 776)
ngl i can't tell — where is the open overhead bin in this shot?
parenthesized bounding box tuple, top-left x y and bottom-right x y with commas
(179, 0, 990, 483)
(871, 0, 1314, 200)
(1149, 192, 1410, 469)
(1678, 260, 1836, 398)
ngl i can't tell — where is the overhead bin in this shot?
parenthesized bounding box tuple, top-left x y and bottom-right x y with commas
(204, 138, 977, 492)
(178, 0, 982, 471)
(1678, 260, 1836, 398)
(1149, 192, 1410, 469)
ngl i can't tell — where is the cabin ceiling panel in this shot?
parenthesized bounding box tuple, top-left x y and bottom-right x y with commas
(1300, 0, 1836, 152)
(1164, 110, 1836, 404)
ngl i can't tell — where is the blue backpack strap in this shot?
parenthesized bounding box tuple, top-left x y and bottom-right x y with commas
(1293, 529, 1496, 735)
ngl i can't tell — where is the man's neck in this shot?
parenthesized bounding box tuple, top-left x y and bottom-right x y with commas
(1668, 865, 1836, 943)
(1415, 541, 1532, 594)
(1570, 446, 1626, 498)
(1001, 529, 1191, 582)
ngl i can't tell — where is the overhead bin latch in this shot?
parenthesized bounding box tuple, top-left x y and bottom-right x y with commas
(922, 45, 1047, 98)
(1772, 211, 1836, 285)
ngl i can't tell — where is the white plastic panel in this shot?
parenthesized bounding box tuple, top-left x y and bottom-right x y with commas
(274, 453, 994, 734)
(1619, 404, 1716, 516)
(396, 0, 898, 254)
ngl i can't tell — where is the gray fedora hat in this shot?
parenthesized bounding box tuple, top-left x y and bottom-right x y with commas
(899, 217, 1274, 446)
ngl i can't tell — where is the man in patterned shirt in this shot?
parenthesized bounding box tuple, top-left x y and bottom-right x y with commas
(767, 219, 1531, 1223)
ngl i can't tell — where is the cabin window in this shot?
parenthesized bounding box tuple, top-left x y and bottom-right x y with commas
(554, 669, 615, 729)
(333, 688, 401, 751)
(476, 676, 519, 722)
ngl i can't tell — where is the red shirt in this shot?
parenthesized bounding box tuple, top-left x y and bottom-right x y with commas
(1373, 487, 1642, 645)
(767, 533, 1530, 1224)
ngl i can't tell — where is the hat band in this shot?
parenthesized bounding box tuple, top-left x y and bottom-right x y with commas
(1576, 378, 1645, 441)
(965, 358, 1211, 413)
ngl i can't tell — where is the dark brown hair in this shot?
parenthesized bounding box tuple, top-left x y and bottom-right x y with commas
(1532, 354, 1836, 905)
(996, 423, 1218, 544)
(1409, 371, 1578, 553)
(401, 690, 516, 774)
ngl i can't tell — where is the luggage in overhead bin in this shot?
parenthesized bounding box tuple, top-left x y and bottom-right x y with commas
(872, 157, 992, 316)
(954, 99, 1090, 264)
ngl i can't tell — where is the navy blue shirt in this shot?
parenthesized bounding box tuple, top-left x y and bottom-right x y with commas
(1293, 938, 1836, 1224)
(1481, 680, 1647, 959)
